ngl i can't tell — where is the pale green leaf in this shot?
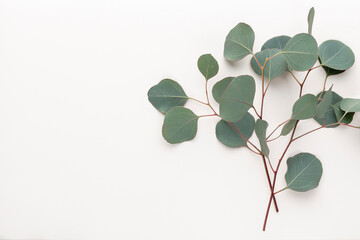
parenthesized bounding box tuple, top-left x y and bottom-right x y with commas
(340, 98, 360, 112)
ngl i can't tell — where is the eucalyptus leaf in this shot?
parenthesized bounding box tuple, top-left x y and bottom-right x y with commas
(307, 7, 315, 35)
(315, 86, 333, 118)
(333, 102, 354, 124)
(319, 40, 355, 70)
(285, 152, 323, 192)
(216, 113, 255, 148)
(219, 75, 256, 122)
(340, 98, 360, 112)
(261, 35, 291, 51)
(162, 107, 198, 144)
(283, 33, 318, 71)
(197, 54, 219, 80)
(292, 94, 318, 120)
(148, 79, 188, 113)
(212, 77, 234, 103)
(281, 119, 297, 136)
(255, 119, 270, 157)
(224, 23, 255, 61)
(250, 49, 287, 80)
(313, 91, 353, 127)
(319, 58, 345, 76)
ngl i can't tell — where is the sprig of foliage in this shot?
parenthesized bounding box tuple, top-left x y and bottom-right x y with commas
(147, 8, 358, 231)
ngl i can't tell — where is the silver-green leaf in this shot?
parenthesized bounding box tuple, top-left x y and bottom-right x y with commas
(285, 152, 323, 192)
(319, 40, 355, 70)
(219, 75, 256, 122)
(148, 79, 188, 113)
(282, 33, 318, 71)
(162, 107, 198, 144)
(224, 23, 255, 61)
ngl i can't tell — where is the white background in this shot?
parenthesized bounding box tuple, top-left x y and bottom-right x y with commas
(0, 0, 360, 239)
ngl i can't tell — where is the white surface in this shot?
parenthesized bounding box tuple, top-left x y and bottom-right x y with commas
(0, 0, 360, 239)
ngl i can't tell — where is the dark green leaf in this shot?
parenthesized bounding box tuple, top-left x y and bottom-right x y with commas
(315, 86, 333, 118)
(212, 77, 234, 103)
(281, 119, 297, 136)
(219, 75, 256, 122)
(224, 23, 255, 61)
(216, 113, 255, 148)
(319, 40, 355, 70)
(292, 94, 318, 120)
(197, 54, 219, 80)
(162, 107, 198, 144)
(285, 152, 322, 192)
(261, 35, 291, 51)
(250, 49, 287, 80)
(255, 119, 270, 157)
(307, 7, 315, 35)
(283, 33, 318, 71)
(340, 98, 360, 113)
(148, 79, 188, 113)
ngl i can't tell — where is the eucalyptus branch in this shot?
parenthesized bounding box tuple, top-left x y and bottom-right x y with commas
(148, 7, 358, 232)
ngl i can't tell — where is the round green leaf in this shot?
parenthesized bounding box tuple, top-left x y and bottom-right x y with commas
(313, 91, 353, 127)
(224, 23, 255, 61)
(285, 152, 323, 192)
(250, 49, 287, 80)
(219, 75, 256, 122)
(340, 98, 360, 112)
(319, 40, 355, 70)
(283, 33, 318, 71)
(261, 35, 291, 51)
(212, 77, 234, 103)
(148, 79, 188, 114)
(291, 94, 317, 120)
(197, 54, 219, 80)
(216, 113, 255, 148)
(162, 107, 198, 144)
(255, 119, 270, 157)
